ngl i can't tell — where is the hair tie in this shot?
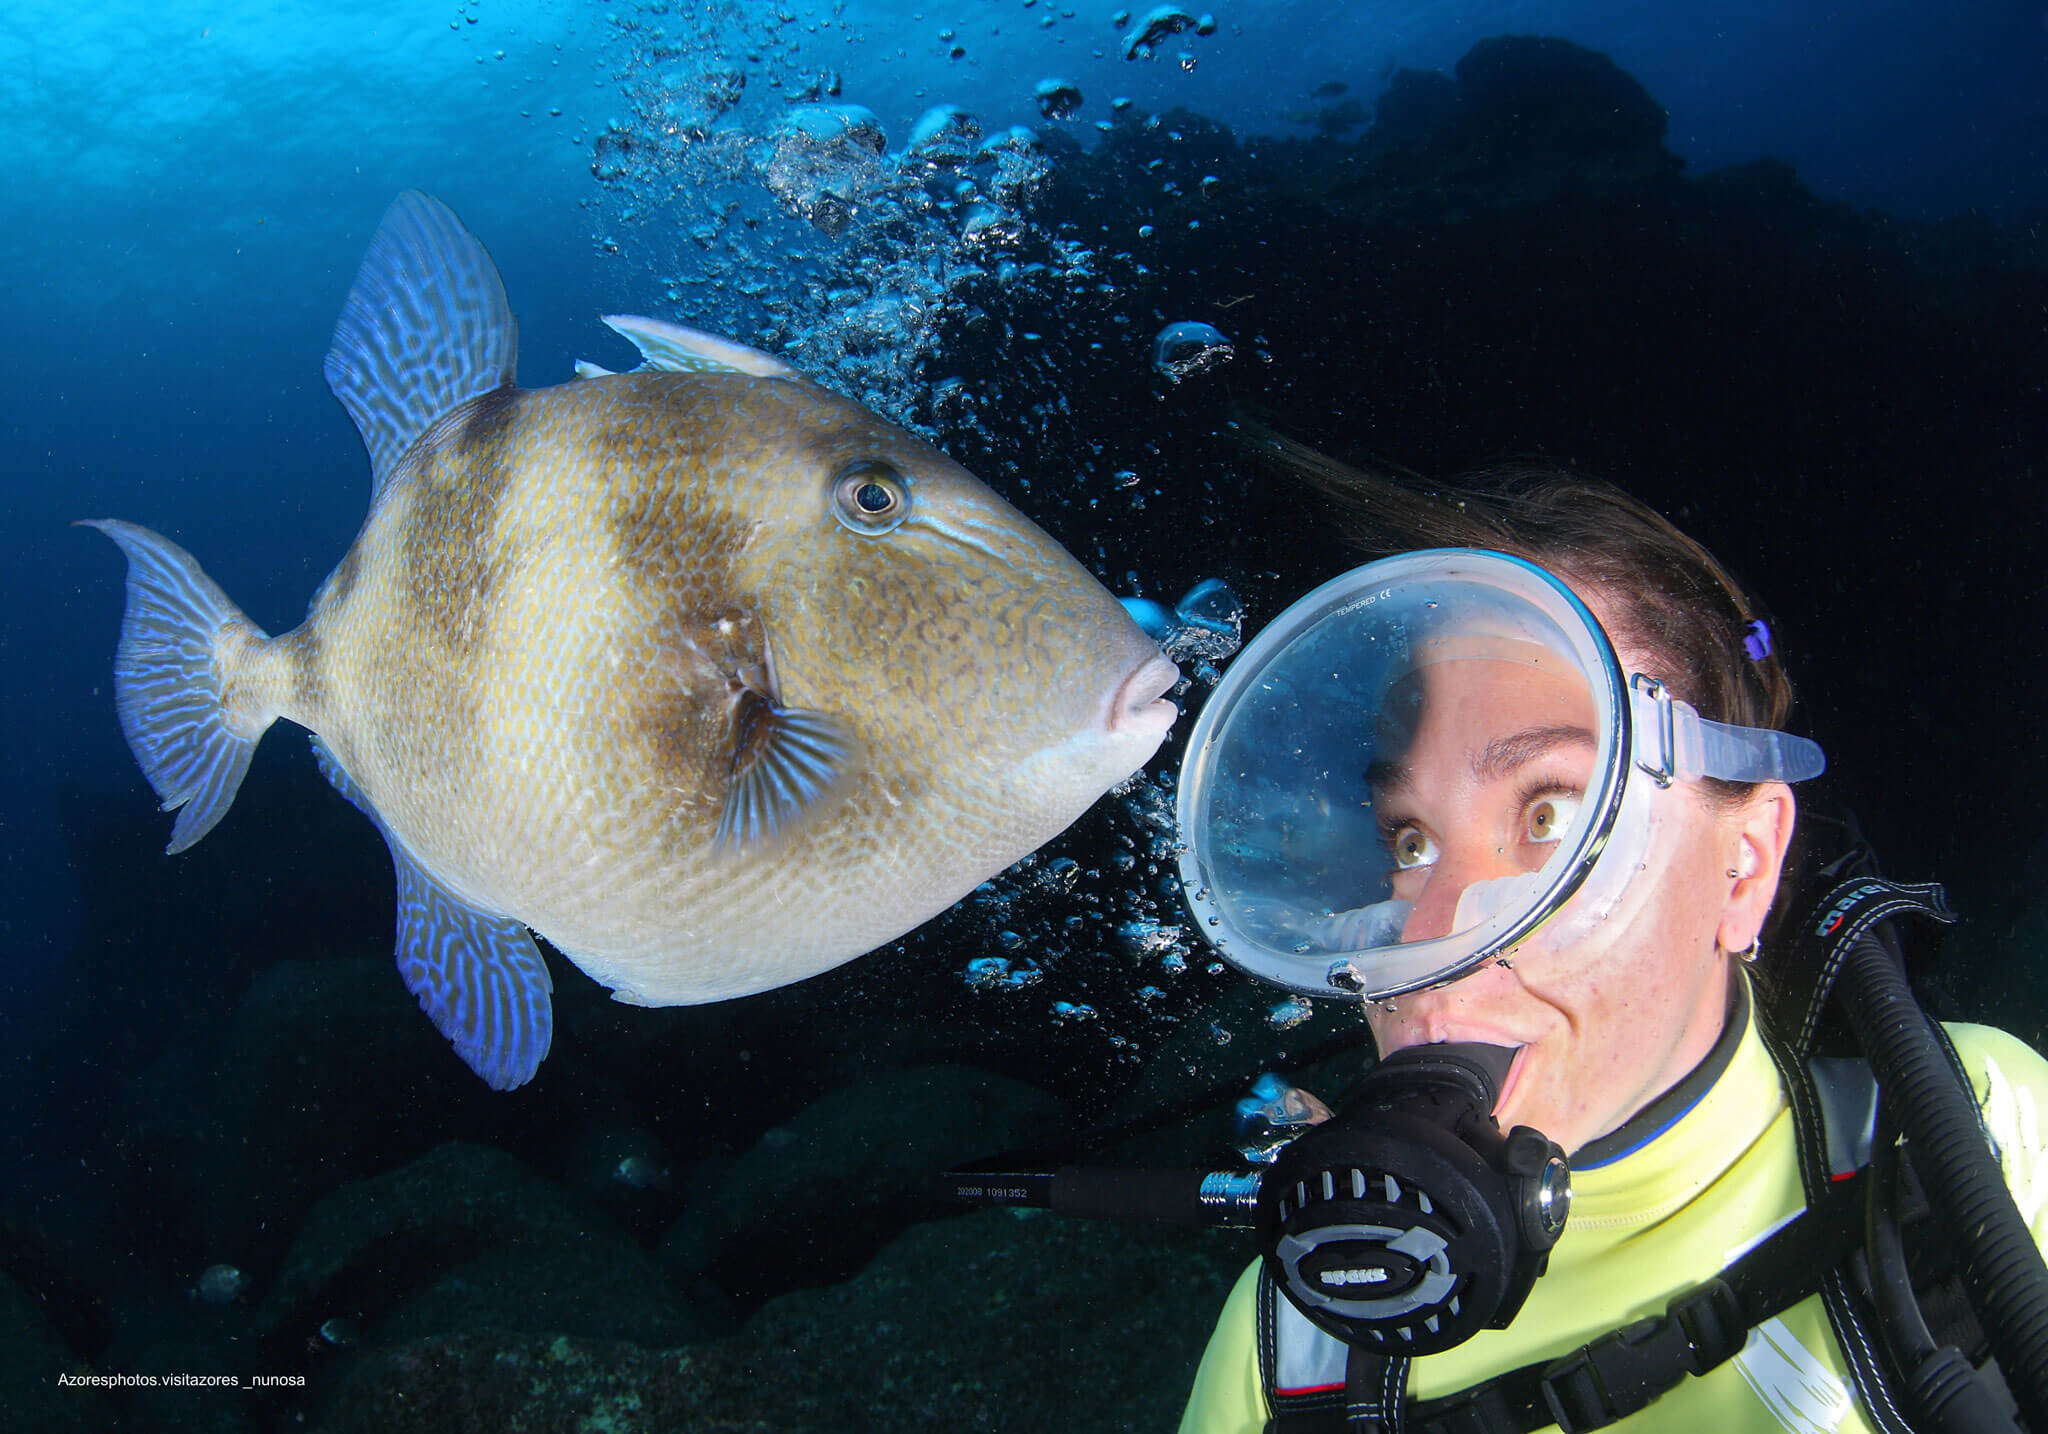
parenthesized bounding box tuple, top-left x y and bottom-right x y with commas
(1742, 619, 1772, 662)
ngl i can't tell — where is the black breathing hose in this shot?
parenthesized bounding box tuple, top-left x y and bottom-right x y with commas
(1835, 928, 2048, 1430)
(1867, 1097, 2022, 1434)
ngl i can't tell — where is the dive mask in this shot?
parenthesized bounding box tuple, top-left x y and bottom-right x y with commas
(1174, 549, 1823, 1001)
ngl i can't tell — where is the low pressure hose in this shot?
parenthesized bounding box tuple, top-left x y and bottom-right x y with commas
(1835, 929, 2048, 1430)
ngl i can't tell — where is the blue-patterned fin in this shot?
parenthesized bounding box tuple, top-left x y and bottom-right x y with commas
(79, 519, 270, 855)
(312, 738, 553, 1090)
(599, 314, 803, 379)
(323, 191, 520, 498)
(714, 698, 856, 852)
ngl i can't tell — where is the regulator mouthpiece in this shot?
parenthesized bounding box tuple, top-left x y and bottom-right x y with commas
(1258, 1041, 1570, 1355)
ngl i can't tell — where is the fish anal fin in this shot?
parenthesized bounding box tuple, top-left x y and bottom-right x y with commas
(392, 849, 554, 1091)
(311, 736, 372, 817)
(714, 695, 856, 852)
(314, 736, 553, 1090)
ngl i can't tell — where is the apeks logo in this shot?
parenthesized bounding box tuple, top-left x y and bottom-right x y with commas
(1814, 882, 1889, 938)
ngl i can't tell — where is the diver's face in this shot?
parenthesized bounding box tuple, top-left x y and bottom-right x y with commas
(1369, 652, 1599, 943)
(1363, 627, 1783, 1157)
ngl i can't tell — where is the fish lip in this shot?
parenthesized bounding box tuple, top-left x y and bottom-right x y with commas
(1110, 652, 1181, 737)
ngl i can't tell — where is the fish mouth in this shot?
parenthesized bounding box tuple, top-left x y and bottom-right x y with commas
(1109, 652, 1181, 737)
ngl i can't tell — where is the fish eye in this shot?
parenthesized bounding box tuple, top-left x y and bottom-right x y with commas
(831, 460, 910, 535)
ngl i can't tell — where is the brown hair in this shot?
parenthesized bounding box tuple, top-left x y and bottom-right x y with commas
(1253, 433, 1795, 800)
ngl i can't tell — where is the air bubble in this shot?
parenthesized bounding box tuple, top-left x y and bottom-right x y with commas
(1152, 321, 1235, 383)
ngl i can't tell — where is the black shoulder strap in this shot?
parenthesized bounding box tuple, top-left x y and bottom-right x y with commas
(1766, 876, 1957, 1063)
(1759, 877, 1971, 1434)
(1260, 1272, 1412, 1434)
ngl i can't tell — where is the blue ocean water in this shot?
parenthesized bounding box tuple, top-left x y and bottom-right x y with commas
(3, 1, 2046, 1426)
(10, 0, 2042, 1013)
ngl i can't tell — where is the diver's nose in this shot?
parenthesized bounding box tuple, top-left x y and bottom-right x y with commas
(1398, 846, 1516, 944)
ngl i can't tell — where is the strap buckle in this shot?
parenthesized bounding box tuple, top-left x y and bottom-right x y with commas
(1409, 1383, 1519, 1434)
(1539, 1279, 1746, 1433)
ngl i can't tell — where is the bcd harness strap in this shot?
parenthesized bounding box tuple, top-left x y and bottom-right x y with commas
(1260, 879, 1964, 1434)
(1262, 1168, 1869, 1434)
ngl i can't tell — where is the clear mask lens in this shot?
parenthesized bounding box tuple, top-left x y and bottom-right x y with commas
(1177, 551, 1631, 999)
(1174, 549, 1821, 1001)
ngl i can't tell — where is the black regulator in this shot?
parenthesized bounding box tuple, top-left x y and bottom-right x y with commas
(948, 1039, 1569, 1358)
(1257, 1042, 1569, 1353)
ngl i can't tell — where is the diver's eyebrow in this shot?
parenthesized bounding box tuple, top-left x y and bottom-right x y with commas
(1472, 725, 1596, 782)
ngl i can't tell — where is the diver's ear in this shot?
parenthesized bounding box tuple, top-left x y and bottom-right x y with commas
(1717, 782, 1796, 955)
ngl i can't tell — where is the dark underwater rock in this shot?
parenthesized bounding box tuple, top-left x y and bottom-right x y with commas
(1340, 35, 1682, 213)
(253, 1141, 730, 1364)
(122, 957, 510, 1279)
(659, 1064, 1066, 1309)
(125, 1338, 262, 1434)
(1369, 67, 1459, 152)
(314, 1207, 1254, 1433)
(1453, 35, 1671, 162)
(0, 1268, 105, 1431)
(120, 951, 665, 1303)
(0, 1208, 113, 1362)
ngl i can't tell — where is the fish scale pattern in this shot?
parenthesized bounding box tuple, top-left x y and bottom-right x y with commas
(294, 364, 1166, 1010)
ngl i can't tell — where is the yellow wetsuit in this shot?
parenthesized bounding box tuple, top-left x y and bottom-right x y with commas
(1179, 991, 2048, 1434)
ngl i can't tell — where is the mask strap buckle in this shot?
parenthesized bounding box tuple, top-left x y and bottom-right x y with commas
(1630, 674, 1678, 789)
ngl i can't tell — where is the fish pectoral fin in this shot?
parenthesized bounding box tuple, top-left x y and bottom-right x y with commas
(314, 738, 553, 1091)
(714, 696, 856, 852)
(599, 314, 805, 381)
(573, 359, 615, 379)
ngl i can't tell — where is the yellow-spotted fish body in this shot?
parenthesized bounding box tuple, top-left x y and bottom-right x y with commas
(84, 192, 1177, 1089)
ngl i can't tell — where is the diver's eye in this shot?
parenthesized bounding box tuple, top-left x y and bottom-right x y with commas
(1389, 825, 1440, 871)
(1522, 792, 1582, 846)
(831, 460, 910, 535)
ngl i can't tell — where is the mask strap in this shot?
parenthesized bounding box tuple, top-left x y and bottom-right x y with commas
(1629, 675, 1825, 785)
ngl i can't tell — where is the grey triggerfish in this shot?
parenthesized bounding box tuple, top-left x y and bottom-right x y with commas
(84, 192, 1178, 1089)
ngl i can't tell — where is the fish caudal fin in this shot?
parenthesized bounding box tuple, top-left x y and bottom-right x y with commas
(314, 740, 553, 1090)
(324, 191, 519, 497)
(80, 520, 276, 854)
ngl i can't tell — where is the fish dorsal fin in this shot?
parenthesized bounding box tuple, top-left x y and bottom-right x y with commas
(599, 314, 804, 380)
(324, 191, 520, 498)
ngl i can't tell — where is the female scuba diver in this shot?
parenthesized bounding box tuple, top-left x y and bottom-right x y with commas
(1170, 447, 2048, 1434)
